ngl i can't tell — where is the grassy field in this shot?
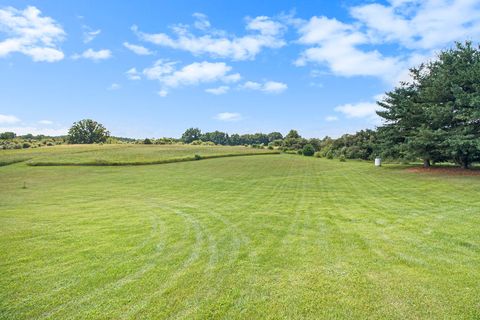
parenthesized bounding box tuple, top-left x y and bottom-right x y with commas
(1, 146, 480, 319)
(0, 144, 278, 166)
(0, 144, 110, 166)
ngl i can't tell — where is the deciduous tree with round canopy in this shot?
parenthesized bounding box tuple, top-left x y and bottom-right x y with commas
(68, 119, 110, 144)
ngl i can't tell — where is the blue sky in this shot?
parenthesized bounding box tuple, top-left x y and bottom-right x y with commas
(1, 0, 480, 138)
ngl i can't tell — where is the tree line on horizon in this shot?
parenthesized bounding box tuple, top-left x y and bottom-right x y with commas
(1, 42, 479, 168)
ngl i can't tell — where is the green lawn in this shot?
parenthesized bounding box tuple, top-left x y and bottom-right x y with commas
(1, 149, 479, 319)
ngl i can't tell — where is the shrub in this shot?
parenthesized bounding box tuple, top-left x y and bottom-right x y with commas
(194, 154, 202, 160)
(267, 145, 274, 150)
(190, 140, 202, 145)
(314, 151, 322, 158)
(143, 138, 153, 145)
(339, 154, 346, 162)
(326, 150, 334, 159)
(302, 144, 315, 156)
(22, 142, 31, 149)
(297, 150, 303, 155)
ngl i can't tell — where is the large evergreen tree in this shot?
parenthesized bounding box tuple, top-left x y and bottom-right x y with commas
(421, 42, 480, 168)
(377, 41, 480, 168)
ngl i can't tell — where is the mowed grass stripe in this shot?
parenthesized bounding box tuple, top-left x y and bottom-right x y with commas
(1, 155, 480, 318)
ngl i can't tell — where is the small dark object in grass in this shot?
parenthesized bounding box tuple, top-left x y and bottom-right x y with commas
(22, 181, 27, 189)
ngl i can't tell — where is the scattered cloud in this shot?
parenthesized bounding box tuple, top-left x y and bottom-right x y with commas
(215, 112, 242, 122)
(158, 89, 168, 97)
(325, 116, 338, 122)
(350, 1, 480, 50)
(0, 114, 20, 124)
(241, 81, 262, 91)
(263, 81, 287, 93)
(126, 67, 141, 80)
(295, 16, 401, 81)
(205, 85, 229, 95)
(132, 13, 285, 60)
(246, 15, 285, 36)
(72, 48, 112, 61)
(240, 80, 287, 94)
(108, 83, 121, 90)
(192, 13, 211, 31)
(83, 28, 101, 43)
(335, 101, 378, 118)
(143, 60, 241, 95)
(0, 6, 65, 62)
(38, 120, 53, 125)
(143, 59, 177, 80)
(123, 42, 153, 55)
(293, 1, 480, 84)
(334, 94, 386, 124)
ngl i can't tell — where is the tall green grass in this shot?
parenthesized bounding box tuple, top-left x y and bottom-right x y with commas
(0, 144, 124, 166)
(0, 144, 279, 166)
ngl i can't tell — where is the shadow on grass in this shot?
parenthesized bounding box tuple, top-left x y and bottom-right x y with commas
(380, 162, 480, 176)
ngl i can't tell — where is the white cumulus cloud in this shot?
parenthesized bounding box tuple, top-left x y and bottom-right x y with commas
(72, 48, 112, 61)
(132, 14, 285, 61)
(205, 86, 229, 95)
(350, 0, 480, 50)
(142, 60, 241, 95)
(294, 1, 480, 84)
(335, 101, 379, 118)
(158, 89, 168, 97)
(0, 6, 65, 62)
(215, 112, 242, 121)
(126, 67, 141, 80)
(83, 28, 101, 43)
(192, 13, 211, 31)
(334, 93, 386, 124)
(325, 116, 338, 122)
(295, 16, 401, 81)
(240, 80, 287, 94)
(0, 114, 20, 124)
(123, 42, 153, 55)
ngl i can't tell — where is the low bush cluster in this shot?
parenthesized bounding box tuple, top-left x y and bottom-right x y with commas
(0, 134, 66, 150)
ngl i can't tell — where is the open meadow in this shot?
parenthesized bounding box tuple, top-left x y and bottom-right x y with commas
(0, 144, 279, 166)
(1, 145, 479, 319)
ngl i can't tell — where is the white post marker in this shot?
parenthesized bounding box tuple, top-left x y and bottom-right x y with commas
(375, 157, 382, 167)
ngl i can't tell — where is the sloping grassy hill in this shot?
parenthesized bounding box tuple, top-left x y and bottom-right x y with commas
(1, 152, 479, 318)
(0, 144, 115, 166)
(0, 144, 279, 166)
